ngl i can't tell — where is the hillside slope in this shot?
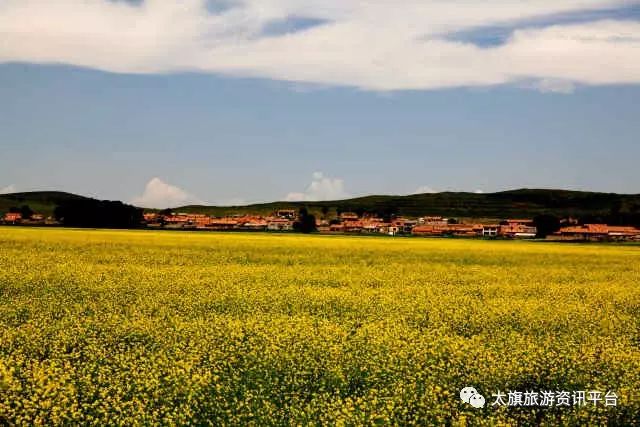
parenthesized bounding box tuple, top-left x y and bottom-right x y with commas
(174, 189, 640, 220)
(0, 191, 89, 216)
(2, 189, 639, 220)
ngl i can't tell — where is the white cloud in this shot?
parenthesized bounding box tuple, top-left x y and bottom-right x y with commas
(0, 184, 16, 194)
(414, 185, 438, 194)
(285, 171, 349, 201)
(0, 1, 638, 91)
(536, 79, 577, 94)
(131, 177, 203, 208)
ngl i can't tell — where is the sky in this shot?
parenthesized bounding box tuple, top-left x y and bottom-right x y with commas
(1, 0, 639, 207)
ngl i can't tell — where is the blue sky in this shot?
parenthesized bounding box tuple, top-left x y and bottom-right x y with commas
(1, 1, 639, 207)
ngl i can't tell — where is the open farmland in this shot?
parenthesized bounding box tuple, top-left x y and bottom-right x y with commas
(1, 227, 639, 425)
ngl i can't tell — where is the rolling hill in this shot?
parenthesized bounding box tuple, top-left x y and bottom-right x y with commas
(0, 191, 89, 216)
(2, 189, 640, 221)
(173, 189, 640, 220)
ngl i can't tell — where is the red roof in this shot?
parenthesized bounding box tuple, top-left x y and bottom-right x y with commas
(4, 213, 22, 221)
(558, 224, 640, 236)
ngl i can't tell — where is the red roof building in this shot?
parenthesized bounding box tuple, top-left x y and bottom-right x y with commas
(3, 213, 22, 223)
(267, 218, 294, 231)
(555, 224, 640, 240)
(413, 223, 477, 237)
(500, 223, 537, 238)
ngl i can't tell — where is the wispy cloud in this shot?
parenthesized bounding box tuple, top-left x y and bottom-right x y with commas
(0, 1, 638, 91)
(286, 172, 349, 201)
(414, 185, 438, 194)
(532, 78, 577, 94)
(0, 184, 16, 194)
(131, 177, 203, 208)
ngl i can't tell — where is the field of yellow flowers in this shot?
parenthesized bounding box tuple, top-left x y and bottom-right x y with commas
(1, 227, 639, 425)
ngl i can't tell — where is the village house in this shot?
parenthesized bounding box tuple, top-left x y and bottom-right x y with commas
(412, 223, 476, 237)
(393, 218, 418, 234)
(505, 219, 534, 226)
(607, 226, 640, 239)
(343, 220, 365, 233)
(500, 219, 537, 239)
(275, 209, 297, 220)
(193, 215, 213, 228)
(340, 212, 359, 221)
(163, 214, 190, 228)
(412, 224, 442, 236)
(377, 223, 400, 236)
(160, 213, 212, 229)
(446, 224, 478, 237)
(417, 216, 448, 226)
(479, 224, 500, 237)
(267, 217, 294, 231)
(237, 216, 267, 231)
(3, 212, 22, 224)
(315, 219, 331, 233)
(413, 220, 539, 239)
(143, 213, 159, 222)
(206, 217, 239, 230)
(361, 221, 379, 233)
(553, 224, 640, 241)
(329, 223, 345, 233)
(143, 213, 163, 228)
(21, 214, 46, 225)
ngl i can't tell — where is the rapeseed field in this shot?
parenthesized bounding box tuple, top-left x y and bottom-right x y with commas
(1, 227, 639, 425)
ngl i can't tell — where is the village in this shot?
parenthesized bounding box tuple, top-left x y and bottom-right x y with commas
(4, 208, 640, 241)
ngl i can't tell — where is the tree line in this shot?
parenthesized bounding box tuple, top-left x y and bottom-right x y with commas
(53, 199, 143, 228)
(5, 200, 640, 236)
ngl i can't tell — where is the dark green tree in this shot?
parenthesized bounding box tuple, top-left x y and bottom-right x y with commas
(321, 206, 329, 219)
(533, 214, 561, 238)
(20, 205, 33, 219)
(294, 207, 317, 233)
(54, 199, 143, 229)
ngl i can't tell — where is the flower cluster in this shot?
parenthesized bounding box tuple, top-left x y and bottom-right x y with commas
(0, 228, 639, 425)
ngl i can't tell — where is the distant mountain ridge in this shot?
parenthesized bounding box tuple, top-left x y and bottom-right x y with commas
(175, 189, 640, 219)
(1, 189, 640, 220)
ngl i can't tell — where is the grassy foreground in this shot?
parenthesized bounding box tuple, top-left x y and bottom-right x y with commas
(1, 228, 639, 425)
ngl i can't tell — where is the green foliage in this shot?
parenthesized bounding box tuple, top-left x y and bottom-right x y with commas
(0, 191, 89, 216)
(533, 214, 561, 238)
(293, 207, 317, 233)
(20, 205, 34, 219)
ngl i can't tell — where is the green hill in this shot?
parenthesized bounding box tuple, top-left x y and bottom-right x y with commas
(173, 189, 640, 220)
(0, 191, 89, 216)
(2, 189, 640, 221)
